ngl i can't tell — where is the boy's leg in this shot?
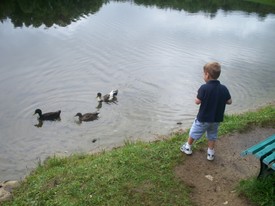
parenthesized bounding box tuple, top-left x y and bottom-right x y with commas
(208, 140, 215, 150)
(188, 137, 195, 145)
(207, 140, 215, 160)
(181, 119, 206, 155)
(180, 136, 194, 154)
(206, 123, 219, 161)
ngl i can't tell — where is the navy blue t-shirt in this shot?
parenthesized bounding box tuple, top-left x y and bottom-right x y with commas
(197, 80, 231, 122)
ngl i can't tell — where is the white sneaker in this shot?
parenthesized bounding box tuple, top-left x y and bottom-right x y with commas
(207, 153, 215, 161)
(180, 143, 192, 155)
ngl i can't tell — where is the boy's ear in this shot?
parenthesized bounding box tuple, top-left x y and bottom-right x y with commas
(205, 72, 210, 79)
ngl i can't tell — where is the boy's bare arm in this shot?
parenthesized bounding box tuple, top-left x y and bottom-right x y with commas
(195, 98, 201, 105)
(227, 99, 232, 105)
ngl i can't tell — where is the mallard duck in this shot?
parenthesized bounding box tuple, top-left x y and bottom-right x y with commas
(34, 109, 61, 121)
(96, 90, 118, 102)
(75, 112, 99, 122)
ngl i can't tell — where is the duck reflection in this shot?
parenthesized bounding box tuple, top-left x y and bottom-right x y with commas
(34, 120, 43, 128)
(33, 109, 61, 128)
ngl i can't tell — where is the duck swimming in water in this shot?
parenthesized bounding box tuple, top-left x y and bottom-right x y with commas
(75, 112, 99, 122)
(96, 90, 118, 102)
(34, 109, 61, 121)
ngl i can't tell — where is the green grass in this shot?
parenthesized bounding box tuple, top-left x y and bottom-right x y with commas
(237, 174, 275, 206)
(3, 104, 275, 206)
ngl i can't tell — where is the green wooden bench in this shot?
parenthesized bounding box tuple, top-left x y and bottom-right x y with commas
(241, 134, 275, 178)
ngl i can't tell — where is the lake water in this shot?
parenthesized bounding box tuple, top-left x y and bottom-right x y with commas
(0, 1, 275, 181)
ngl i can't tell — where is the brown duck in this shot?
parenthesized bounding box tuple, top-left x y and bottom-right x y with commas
(74, 112, 99, 122)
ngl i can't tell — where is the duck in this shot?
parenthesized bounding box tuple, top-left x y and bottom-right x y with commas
(96, 89, 118, 102)
(34, 109, 61, 121)
(74, 112, 99, 122)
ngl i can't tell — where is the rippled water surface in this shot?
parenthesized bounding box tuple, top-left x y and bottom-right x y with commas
(0, 1, 275, 181)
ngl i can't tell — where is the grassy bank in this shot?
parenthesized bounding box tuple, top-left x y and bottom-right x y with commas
(237, 173, 275, 206)
(3, 104, 275, 206)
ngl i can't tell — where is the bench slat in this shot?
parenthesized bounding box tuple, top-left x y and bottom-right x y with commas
(241, 134, 275, 157)
(263, 152, 275, 165)
(255, 142, 275, 159)
(272, 163, 275, 170)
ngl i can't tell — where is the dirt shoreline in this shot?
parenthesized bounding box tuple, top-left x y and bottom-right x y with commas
(175, 127, 275, 206)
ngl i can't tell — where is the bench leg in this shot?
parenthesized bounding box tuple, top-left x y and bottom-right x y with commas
(258, 160, 274, 178)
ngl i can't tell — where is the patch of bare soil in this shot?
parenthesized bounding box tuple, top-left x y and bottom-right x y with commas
(175, 127, 275, 206)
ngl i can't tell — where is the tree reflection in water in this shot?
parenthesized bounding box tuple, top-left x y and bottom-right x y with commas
(0, 0, 275, 28)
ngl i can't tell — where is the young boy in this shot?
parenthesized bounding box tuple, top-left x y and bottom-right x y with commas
(180, 62, 232, 160)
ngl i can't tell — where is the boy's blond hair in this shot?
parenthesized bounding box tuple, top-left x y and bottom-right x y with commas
(204, 62, 221, 79)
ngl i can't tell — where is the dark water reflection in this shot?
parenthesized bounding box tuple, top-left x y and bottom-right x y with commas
(0, 1, 275, 181)
(1, 0, 275, 28)
(0, 0, 104, 27)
